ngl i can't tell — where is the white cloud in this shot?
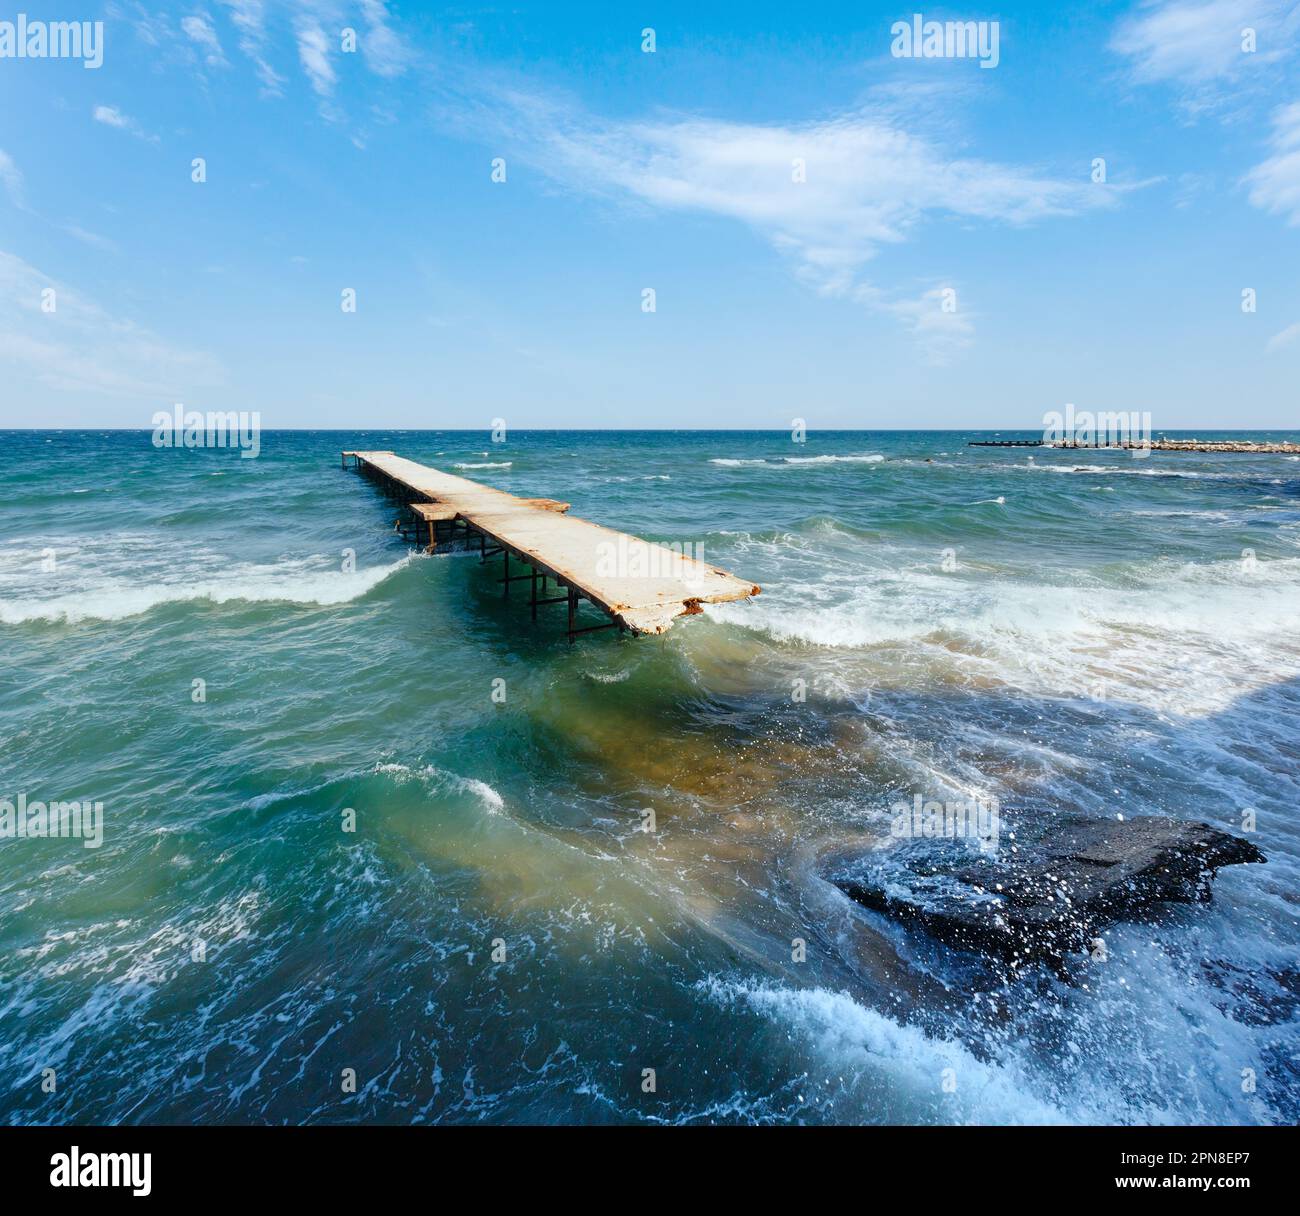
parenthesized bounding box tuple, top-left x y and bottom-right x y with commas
(93, 104, 129, 129)
(882, 286, 976, 365)
(451, 84, 1114, 350)
(360, 0, 410, 78)
(218, 0, 284, 94)
(93, 105, 157, 142)
(0, 148, 25, 210)
(433, 81, 1130, 360)
(1247, 101, 1300, 224)
(1111, 1, 1300, 111)
(0, 250, 223, 400)
(296, 21, 336, 96)
(62, 225, 118, 253)
(0, 149, 116, 248)
(1114, 1, 1268, 82)
(1266, 319, 1300, 351)
(181, 13, 228, 67)
(134, 2, 411, 118)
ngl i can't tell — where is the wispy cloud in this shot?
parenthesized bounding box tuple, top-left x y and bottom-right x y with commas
(0, 250, 224, 400)
(92, 104, 130, 129)
(62, 225, 118, 253)
(1266, 319, 1300, 351)
(1247, 100, 1300, 224)
(182, 12, 229, 68)
(882, 286, 976, 365)
(295, 20, 336, 97)
(493, 96, 1105, 271)
(1111, 0, 1300, 113)
(360, 0, 410, 78)
(218, 0, 284, 95)
(93, 104, 158, 142)
(446, 82, 1115, 354)
(0, 148, 26, 210)
(130, 2, 410, 127)
(0, 148, 117, 249)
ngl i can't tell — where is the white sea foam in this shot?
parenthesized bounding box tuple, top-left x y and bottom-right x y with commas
(1001, 461, 1291, 482)
(784, 453, 885, 465)
(701, 979, 1074, 1124)
(703, 959, 1285, 1124)
(373, 762, 504, 812)
(707, 551, 1300, 714)
(710, 454, 884, 467)
(0, 543, 415, 625)
(453, 461, 512, 469)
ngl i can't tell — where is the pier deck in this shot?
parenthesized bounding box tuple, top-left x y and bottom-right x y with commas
(344, 451, 759, 638)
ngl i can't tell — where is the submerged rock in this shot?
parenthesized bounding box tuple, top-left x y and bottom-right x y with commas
(827, 815, 1265, 966)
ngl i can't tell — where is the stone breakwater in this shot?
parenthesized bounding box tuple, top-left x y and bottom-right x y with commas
(1049, 439, 1300, 454)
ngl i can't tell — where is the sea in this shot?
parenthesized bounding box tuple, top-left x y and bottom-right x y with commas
(1, 428, 1297, 1124)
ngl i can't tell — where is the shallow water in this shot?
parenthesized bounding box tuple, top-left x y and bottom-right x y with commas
(1, 429, 1297, 1124)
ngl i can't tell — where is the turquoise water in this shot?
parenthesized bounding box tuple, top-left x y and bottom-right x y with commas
(1, 428, 1297, 1124)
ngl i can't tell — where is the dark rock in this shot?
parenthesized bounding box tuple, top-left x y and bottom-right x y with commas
(827, 815, 1264, 966)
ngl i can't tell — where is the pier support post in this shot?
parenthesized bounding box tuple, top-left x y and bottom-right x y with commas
(503, 551, 509, 598)
(530, 567, 538, 621)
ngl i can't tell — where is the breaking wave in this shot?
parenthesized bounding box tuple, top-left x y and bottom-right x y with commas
(371, 761, 505, 812)
(707, 554, 1300, 712)
(0, 552, 415, 625)
(710, 454, 885, 467)
(702, 980, 1074, 1124)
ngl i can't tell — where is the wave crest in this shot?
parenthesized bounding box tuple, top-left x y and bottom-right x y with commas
(0, 555, 415, 625)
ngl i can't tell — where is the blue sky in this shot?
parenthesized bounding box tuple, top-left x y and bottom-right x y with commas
(1, 0, 1297, 428)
